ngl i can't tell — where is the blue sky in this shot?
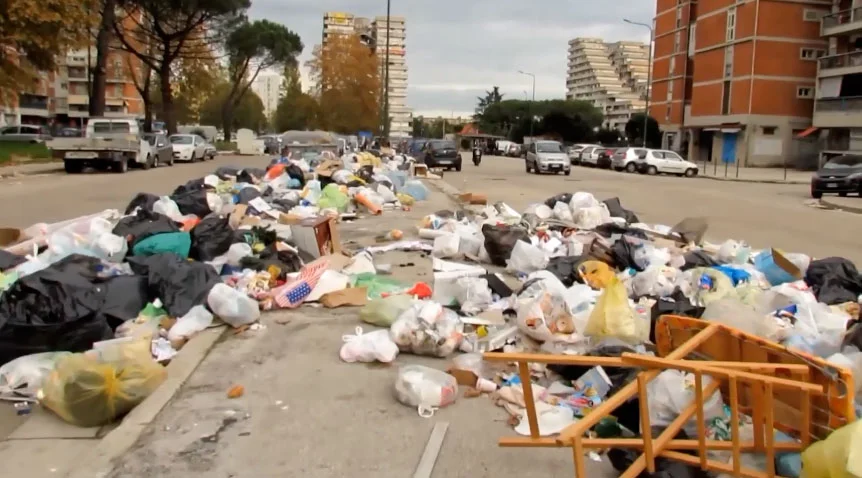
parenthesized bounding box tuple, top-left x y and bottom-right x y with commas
(249, 0, 654, 117)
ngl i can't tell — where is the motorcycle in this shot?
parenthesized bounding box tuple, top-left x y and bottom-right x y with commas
(472, 147, 482, 166)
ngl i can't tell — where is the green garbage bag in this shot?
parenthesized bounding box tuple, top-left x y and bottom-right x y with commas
(360, 295, 415, 327)
(131, 232, 191, 258)
(318, 184, 349, 212)
(350, 273, 406, 300)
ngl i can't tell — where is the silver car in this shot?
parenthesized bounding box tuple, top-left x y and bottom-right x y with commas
(525, 140, 571, 175)
(0, 125, 51, 143)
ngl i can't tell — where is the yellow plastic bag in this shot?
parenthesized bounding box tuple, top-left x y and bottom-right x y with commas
(41, 353, 167, 427)
(584, 276, 646, 343)
(578, 260, 614, 290)
(801, 420, 862, 478)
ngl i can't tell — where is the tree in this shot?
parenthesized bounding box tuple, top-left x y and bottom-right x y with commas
(173, 48, 225, 125)
(220, 19, 302, 139)
(91, 0, 118, 117)
(478, 99, 603, 143)
(112, 0, 249, 134)
(595, 127, 622, 145)
(308, 34, 380, 134)
(0, 0, 97, 104)
(272, 64, 318, 132)
(475, 86, 504, 118)
(201, 84, 266, 132)
(625, 113, 662, 148)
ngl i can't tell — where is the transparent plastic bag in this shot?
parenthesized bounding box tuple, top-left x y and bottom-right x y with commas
(167, 305, 214, 342)
(454, 277, 492, 315)
(569, 192, 599, 211)
(207, 283, 260, 327)
(41, 353, 167, 427)
(225, 243, 253, 267)
(393, 365, 458, 417)
(390, 302, 464, 357)
(553, 201, 574, 223)
(339, 327, 399, 363)
(647, 370, 725, 437)
(153, 197, 183, 221)
(585, 276, 646, 343)
(0, 352, 72, 399)
(507, 240, 548, 274)
(360, 295, 415, 327)
(516, 292, 583, 343)
(432, 233, 460, 258)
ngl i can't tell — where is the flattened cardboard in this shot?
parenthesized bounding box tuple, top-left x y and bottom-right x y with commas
(319, 287, 368, 308)
(771, 248, 803, 279)
(228, 205, 249, 229)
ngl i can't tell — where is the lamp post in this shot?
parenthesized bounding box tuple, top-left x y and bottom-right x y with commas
(381, 0, 392, 138)
(624, 18, 654, 148)
(518, 70, 536, 141)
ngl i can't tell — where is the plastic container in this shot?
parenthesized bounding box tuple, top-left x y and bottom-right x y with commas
(754, 250, 797, 286)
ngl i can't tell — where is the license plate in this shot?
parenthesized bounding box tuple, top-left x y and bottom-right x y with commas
(827, 183, 838, 188)
(65, 152, 96, 159)
(437, 160, 452, 164)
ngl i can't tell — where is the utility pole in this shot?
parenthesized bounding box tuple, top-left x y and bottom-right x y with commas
(518, 70, 536, 141)
(382, 0, 392, 139)
(624, 18, 654, 148)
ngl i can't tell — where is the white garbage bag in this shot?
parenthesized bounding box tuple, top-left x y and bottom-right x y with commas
(339, 327, 399, 363)
(207, 283, 260, 327)
(394, 365, 458, 417)
(507, 240, 549, 274)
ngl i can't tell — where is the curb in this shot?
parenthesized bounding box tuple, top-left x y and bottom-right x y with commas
(820, 198, 862, 215)
(66, 326, 225, 478)
(696, 175, 807, 185)
(0, 164, 65, 179)
(425, 178, 464, 203)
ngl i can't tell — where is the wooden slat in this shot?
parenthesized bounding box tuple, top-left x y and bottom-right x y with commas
(764, 383, 776, 477)
(694, 372, 707, 470)
(498, 436, 803, 451)
(730, 377, 741, 476)
(662, 451, 775, 478)
(637, 374, 655, 473)
(518, 361, 540, 439)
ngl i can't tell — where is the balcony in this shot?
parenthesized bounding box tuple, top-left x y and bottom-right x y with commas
(822, 8, 862, 37)
(813, 96, 862, 128)
(819, 51, 862, 77)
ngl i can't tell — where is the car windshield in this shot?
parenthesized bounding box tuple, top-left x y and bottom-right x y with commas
(537, 142, 563, 153)
(142, 134, 157, 145)
(824, 155, 862, 169)
(170, 135, 193, 145)
(429, 141, 455, 150)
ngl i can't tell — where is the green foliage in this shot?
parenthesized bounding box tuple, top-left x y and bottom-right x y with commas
(479, 99, 604, 143)
(475, 86, 504, 118)
(625, 114, 662, 148)
(595, 128, 623, 145)
(0, 142, 53, 164)
(410, 116, 463, 139)
(272, 64, 319, 132)
(201, 84, 267, 132)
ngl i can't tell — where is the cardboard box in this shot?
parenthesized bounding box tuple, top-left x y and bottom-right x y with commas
(0, 228, 22, 247)
(458, 193, 488, 205)
(286, 216, 341, 258)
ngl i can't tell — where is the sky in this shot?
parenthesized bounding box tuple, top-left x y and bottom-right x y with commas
(248, 0, 654, 118)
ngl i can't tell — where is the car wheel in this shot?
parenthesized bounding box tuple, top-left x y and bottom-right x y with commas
(142, 154, 153, 170)
(455, 162, 462, 172)
(625, 163, 636, 173)
(190, 152, 196, 163)
(839, 192, 848, 197)
(647, 166, 658, 175)
(167, 155, 175, 166)
(811, 189, 822, 199)
(684, 168, 697, 177)
(564, 169, 571, 176)
(525, 161, 531, 173)
(113, 158, 129, 173)
(64, 160, 82, 174)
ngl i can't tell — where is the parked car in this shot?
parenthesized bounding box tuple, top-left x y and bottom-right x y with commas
(525, 140, 571, 175)
(0, 125, 51, 143)
(169, 134, 209, 162)
(579, 146, 600, 166)
(612, 147, 650, 172)
(56, 127, 83, 138)
(810, 154, 862, 198)
(505, 143, 522, 157)
(635, 149, 699, 177)
(142, 133, 174, 167)
(567, 144, 597, 165)
(421, 139, 461, 171)
(203, 142, 217, 160)
(596, 148, 614, 169)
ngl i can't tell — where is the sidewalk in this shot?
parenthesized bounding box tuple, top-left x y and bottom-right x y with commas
(820, 195, 862, 214)
(696, 163, 811, 184)
(0, 161, 64, 178)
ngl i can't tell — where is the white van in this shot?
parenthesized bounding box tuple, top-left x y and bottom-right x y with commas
(49, 117, 154, 173)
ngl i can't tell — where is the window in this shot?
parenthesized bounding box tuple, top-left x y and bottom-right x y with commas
(721, 81, 732, 115)
(762, 126, 777, 135)
(0, 126, 17, 135)
(803, 9, 825, 22)
(724, 46, 734, 78)
(669, 56, 676, 75)
(688, 24, 697, 56)
(651, 151, 666, 159)
(665, 151, 684, 161)
(674, 31, 681, 52)
(800, 48, 826, 60)
(726, 7, 737, 42)
(676, 6, 683, 28)
(797, 87, 814, 99)
(668, 81, 674, 102)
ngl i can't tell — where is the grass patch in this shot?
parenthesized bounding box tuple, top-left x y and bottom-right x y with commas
(213, 140, 237, 151)
(0, 142, 55, 165)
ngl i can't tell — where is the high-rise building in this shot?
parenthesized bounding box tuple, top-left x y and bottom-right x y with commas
(811, 0, 862, 162)
(651, 0, 829, 166)
(251, 73, 284, 122)
(566, 38, 647, 132)
(372, 15, 411, 138)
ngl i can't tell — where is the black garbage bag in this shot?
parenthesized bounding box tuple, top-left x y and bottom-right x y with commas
(482, 224, 530, 267)
(189, 215, 236, 261)
(649, 289, 705, 343)
(239, 246, 303, 279)
(681, 250, 720, 271)
(546, 255, 587, 286)
(612, 236, 643, 272)
(127, 253, 220, 318)
(357, 165, 375, 184)
(271, 197, 299, 212)
(285, 164, 306, 187)
(608, 429, 710, 478)
(237, 187, 262, 205)
(593, 223, 648, 240)
(214, 166, 240, 180)
(237, 168, 267, 184)
(171, 188, 211, 218)
(100, 274, 150, 329)
(113, 209, 180, 247)
(843, 320, 862, 351)
(123, 192, 159, 214)
(603, 197, 640, 224)
(543, 193, 572, 208)
(0, 250, 26, 270)
(171, 177, 206, 196)
(0, 255, 114, 365)
(805, 257, 862, 305)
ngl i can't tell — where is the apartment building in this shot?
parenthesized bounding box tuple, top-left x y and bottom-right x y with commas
(321, 12, 412, 138)
(251, 73, 284, 121)
(566, 38, 647, 132)
(811, 0, 862, 161)
(652, 0, 830, 167)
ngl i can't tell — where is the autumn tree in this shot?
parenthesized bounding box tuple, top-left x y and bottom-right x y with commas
(0, 0, 97, 104)
(273, 64, 319, 132)
(112, 0, 248, 134)
(173, 31, 225, 125)
(308, 34, 380, 134)
(201, 84, 266, 133)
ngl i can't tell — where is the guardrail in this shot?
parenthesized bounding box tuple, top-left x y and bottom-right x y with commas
(821, 7, 862, 33)
(819, 50, 862, 70)
(815, 96, 862, 111)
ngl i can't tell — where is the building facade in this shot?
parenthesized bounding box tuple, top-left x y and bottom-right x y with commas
(321, 12, 412, 138)
(566, 38, 648, 132)
(811, 0, 862, 161)
(652, 0, 830, 167)
(251, 73, 284, 122)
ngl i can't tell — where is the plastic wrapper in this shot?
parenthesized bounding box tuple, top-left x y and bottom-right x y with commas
(390, 301, 464, 357)
(648, 369, 725, 438)
(553, 201, 574, 222)
(633, 244, 671, 270)
(318, 184, 349, 212)
(432, 233, 460, 258)
(351, 273, 407, 299)
(517, 292, 584, 343)
(574, 204, 612, 229)
(630, 266, 680, 298)
(393, 365, 458, 417)
(41, 353, 167, 427)
(453, 277, 493, 315)
(525, 203, 553, 219)
(360, 295, 415, 327)
(207, 283, 260, 328)
(701, 298, 787, 342)
(585, 276, 647, 343)
(506, 240, 549, 274)
(0, 352, 72, 399)
(339, 327, 399, 363)
(401, 180, 428, 201)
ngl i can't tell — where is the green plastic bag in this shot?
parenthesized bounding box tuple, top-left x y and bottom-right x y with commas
(131, 232, 191, 258)
(350, 273, 406, 300)
(360, 295, 414, 327)
(318, 184, 349, 212)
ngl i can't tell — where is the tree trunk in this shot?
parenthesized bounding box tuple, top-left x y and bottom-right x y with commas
(159, 65, 176, 135)
(222, 103, 233, 144)
(142, 73, 153, 132)
(90, 0, 117, 117)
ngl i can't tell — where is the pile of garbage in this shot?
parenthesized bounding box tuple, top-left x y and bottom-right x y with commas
(336, 190, 862, 478)
(0, 148, 430, 426)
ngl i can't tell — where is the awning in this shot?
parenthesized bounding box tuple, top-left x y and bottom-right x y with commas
(796, 126, 818, 138)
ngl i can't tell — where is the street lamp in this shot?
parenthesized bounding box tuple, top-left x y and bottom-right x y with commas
(518, 70, 536, 141)
(624, 18, 654, 148)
